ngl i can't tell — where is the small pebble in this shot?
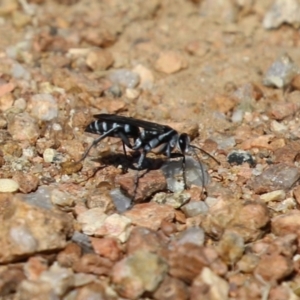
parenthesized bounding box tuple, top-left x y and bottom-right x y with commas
(52, 68, 104, 95)
(0, 92, 14, 112)
(176, 227, 205, 246)
(86, 190, 114, 212)
(73, 253, 113, 275)
(227, 150, 255, 167)
(12, 10, 31, 28)
(86, 48, 114, 71)
(126, 227, 164, 255)
(29, 94, 58, 121)
(181, 201, 209, 217)
(22, 186, 53, 210)
(199, 0, 238, 23)
(24, 256, 48, 281)
(233, 82, 263, 102)
(161, 157, 209, 192)
(263, 53, 298, 89)
(153, 276, 189, 300)
(263, 0, 300, 29)
(205, 196, 219, 208)
(291, 74, 300, 90)
(22, 147, 35, 158)
(250, 163, 300, 194)
(124, 202, 175, 231)
(73, 273, 96, 287)
(77, 208, 108, 236)
(116, 169, 167, 202)
(154, 51, 188, 74)
(152, 191, 190, 208)
(108, 69, 140, 88)
(213, 94, 236, 114)
(66, 282, 103, 299)
(254, 253, 293, 282)
(271, 198, 296, 212)
(237, 253, 260, 273)
(132, 64, 154, 90)
(90, 237, 122, 261)
(57, 243, 82, 268)
(272, 210, 300, 238)
(185, 39, 209, 57)
(111, 250, 168, 299)
(12, 172, 39, 194)
(270, 102, 299, 121)
(293, 185, 300, 205)
(39, 262, 75, 296)
(161, 161, 185, 192)
(231, 109, 244, 123)
(18, 0, 36, 16)
(17, 280, 54, 299)
(7, 112, 40, 143)
(11, 62, 31, 80)
(60, 161, 82, 175)
(105, 84, 122, 97)
(110, 188, 132, 213)
(10, 225, 38, 252)
(161, 219, 177, 236)
(94, 213, 132, 243)
(0, 115, 7, 128)
(203, 201, 270, 242)
(0, 178, 19, 192)
(125, 88, 140, 99)
(43, 148, 57, 163)
(168, 243, 209, 283)
(216, 231, 244, 265)
(270, 120, 288, 132)
(0, 193, 73, 263)
(71, 231, 92, 253)
(51, 189, 74, 208)
(191, 267, 229, 300)
(3, 141, 22, 157)
(216, 136, 236, 150)
(260, 190, 286, 203)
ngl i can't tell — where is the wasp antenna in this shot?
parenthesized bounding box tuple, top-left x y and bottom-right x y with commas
(189, 144, 221, 165)
(189, 146, 206, 192)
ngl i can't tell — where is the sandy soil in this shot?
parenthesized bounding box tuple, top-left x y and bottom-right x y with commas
(1, 0, 300, 299)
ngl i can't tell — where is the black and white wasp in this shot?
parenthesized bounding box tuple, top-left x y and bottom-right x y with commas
(81, 113, 219, 193)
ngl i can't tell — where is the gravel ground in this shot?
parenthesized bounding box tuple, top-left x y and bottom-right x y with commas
(1, 0, 300, 299)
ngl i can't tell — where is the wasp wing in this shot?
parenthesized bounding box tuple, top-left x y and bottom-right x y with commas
(93, 114, 170, 133)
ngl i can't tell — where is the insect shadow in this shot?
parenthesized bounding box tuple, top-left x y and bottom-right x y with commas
(90, 152, 165, 173)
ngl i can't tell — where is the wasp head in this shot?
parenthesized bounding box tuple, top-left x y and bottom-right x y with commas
(177, 133, 190, 154)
